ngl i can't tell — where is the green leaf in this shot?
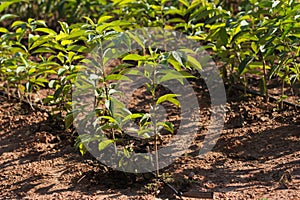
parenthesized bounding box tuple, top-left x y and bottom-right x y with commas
(272, 0, 281, 8)
(159, 70, 194, 85)
(35, 20, 47, 27)
(16, 66, 25, 74)
(49, 80, 56, 88)
(124, 69, 143, 76)
(38, 61, 61, 68)
(83, 16, 95, 26)
(78, 143, 86, 155)
(238, 56, 254, 75)
(171, 51, 184, 67)
(32, 47, 56, 54)
(61, 40, 73, 46)
(66, 29, 86, 40)
(165, 8, 185, 16)
(65, 113, 74, 129)
(98, 15, 113, 24)
(11, 20, 26, 29)
(96, 23, 111, 33)
(29, 37, 50, 50)
(67, 45, 87, 52)
(62, 84, 72, 95)
(42, 42, 65, 52)
(123, 54, 147, 61)
(186, 55, 202, 70)
(167, 57, 181, 71)
(291, 33, 300, 38)
(59, 21, 69, 34)
(156, 94, 181, 107)
(126, 31, 145, 50)
(231, 32, 259, 44)
(58, 67, 67, 76)
(251, 42, 258, 54)
(0, 0, 24, 13)
(96, 20, 129, 33)
(56, 33, 68, 41)
(123, 113, 143, 122)
(157, 121, 174, 133)
(178, 0, 189, 7)
(0, 27, 9, 33)
(278, 95, 288, 101)
(207, 23, 226, 30)
(104, 74, 131, 81)
(36, 77, 48, 83)
(27, 67, 36, 75)
(218, 27, 228, 46)
(18, 84, 25, 94)
(137, 128, 152, 137)
(98, 139, 114, 151)
(0, 14, 18, 22)
(113, 0, 133, 6)
(35, 27, 56, 35)
(100, 116, 118, 123)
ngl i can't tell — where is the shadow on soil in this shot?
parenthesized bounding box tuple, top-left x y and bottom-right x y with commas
(178, 124, 300, 194)
(1, 93, 299, 199)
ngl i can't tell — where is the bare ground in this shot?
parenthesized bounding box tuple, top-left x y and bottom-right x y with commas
(0, 90, 299, 200)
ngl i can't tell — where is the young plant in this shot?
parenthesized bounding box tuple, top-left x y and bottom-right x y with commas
(71, 27, 198, 175)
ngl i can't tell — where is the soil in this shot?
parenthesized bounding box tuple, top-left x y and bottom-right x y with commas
(0, 85, 299, 200)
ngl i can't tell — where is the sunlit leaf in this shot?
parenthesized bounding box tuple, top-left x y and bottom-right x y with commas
(98, 15, 113, 24)
(156, 94, 181, 107)
(99, 139, 114, 151)
(186, 55, 202, 70)
(123, 54, 147, 61)
(0, 14, 18, 22)
(0, 27, 9, 33)
(35, 28, 57, 35)
(123, 113, 143, 122)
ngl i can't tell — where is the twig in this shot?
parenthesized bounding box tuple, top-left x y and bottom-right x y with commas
(148, 171, 183, 198)
(77, 174, 87, 183)
(182, 190, 214, 199)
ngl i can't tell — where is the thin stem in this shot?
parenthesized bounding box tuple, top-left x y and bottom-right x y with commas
(243, 75, 247, 95)
(281, 79, 285, 109)
(262, 56, 269, 102)
(99, 42, 118, 153)
(7, 81, 11, 101)
(153, 107, 159, 177)
(151, 66, 159, 177)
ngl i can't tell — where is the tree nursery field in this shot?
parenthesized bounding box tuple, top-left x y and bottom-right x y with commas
(0, 0, 299, 199)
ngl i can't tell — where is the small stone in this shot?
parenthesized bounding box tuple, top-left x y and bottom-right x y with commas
(188, 172, 195, 179)
(204, 181, 215, 189)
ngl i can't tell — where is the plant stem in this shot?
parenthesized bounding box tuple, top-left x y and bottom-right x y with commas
(262, 56, 269, 102)
(281, 78, 285, 109)
(154, 110, 159, 177)
(151, 66, 159, 177)
(99, 42, 118, 153)
(153, 103, 159, 177)
(243, 75, 247, 95)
